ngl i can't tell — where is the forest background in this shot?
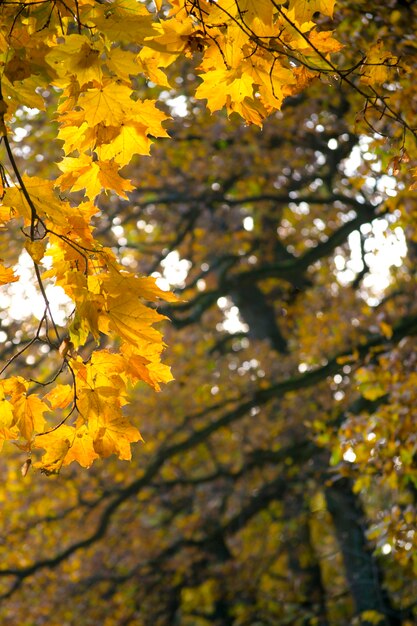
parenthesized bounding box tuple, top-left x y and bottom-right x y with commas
(0, 0, 416, 624)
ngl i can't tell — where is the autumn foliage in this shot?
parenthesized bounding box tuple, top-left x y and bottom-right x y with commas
(0, 0, 344, 472)
(0, 0, 417, 624)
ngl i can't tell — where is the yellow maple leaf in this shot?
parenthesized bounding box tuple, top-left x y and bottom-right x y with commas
(44, 384, 74, 410)
(235, 98, 267, 125)
(69, 291, 105, 346)
(56, 154, 93, 195)
(67, 352, 142, 461)
(194, 0, 236, 26)
(81, 350, 127, 389)
(78, 83, 133, 127)
(223, 24, 248, 69)
(84, 269, 176, 351)
(237, 0, 274, 25)
(128, 275, 178, 303)
(96, 122, 153, 164)
(136, 47, 172, 87)
(2, 176, 81, 231)
(13, 394, 48, 441)
(0, 388, 14, 428)
(1, 75, 45, 115)
(361, 41, 398, 86)
(33, 428, 73, 474)
(57, 122, 90, 154)
(91, 411, 142, 460)
(228, 73, 255, 108)
(72, 352, 127, 416)
(144, 19, 194, 64)
(46, 34, 103, 87)
(121, 342, 173, 391)
(195, 69, 242, 113)
(106, 47, 140, 83)
(250, 62, 295, 109)
(58, 155, 134, 199)
(1, 183, 33, 223)
(24, 240, 45, 264)
(308, 30, 344, 54)
(90, 0, 155, 43)
(97, 160, 135, 199)
(0, 203, 16, 224)
(63, 425, 99, 468)
(129, 99, 170, 138)
(288, 0, 335, 22)
(0, 378, 28, 435)
(0, 262, 18, 285)
(102, 290, 166, 348)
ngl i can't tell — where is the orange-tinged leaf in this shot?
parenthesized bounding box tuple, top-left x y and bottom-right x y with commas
(63, 425, 99, 468)
(91, 411, 142, 460)
(0, 262, 18, 285)
(0, 204, 16, 224)
(121, 342, 173, 390)
(308, 30, 344, 54)
(97, 160, 135, 199)
(58, 155, 134, 199)
(44, 384, 74, 410)
(0, 426, 19, 451)
(129, 99, 170, 138)
(71, 353, 127, 426)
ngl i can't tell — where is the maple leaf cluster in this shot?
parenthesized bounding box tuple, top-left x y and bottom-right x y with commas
(0, 0, 412, 472)
(0, 0, 346, 472)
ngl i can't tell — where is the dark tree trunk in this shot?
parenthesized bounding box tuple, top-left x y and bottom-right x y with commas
(325, 478, 402, 626)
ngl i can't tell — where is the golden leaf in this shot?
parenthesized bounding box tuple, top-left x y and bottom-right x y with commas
(13, 394, 48, 441)
(288, 0, 335, 22)
(0, 262, 18, 285)
(25, 240, 45, 264)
